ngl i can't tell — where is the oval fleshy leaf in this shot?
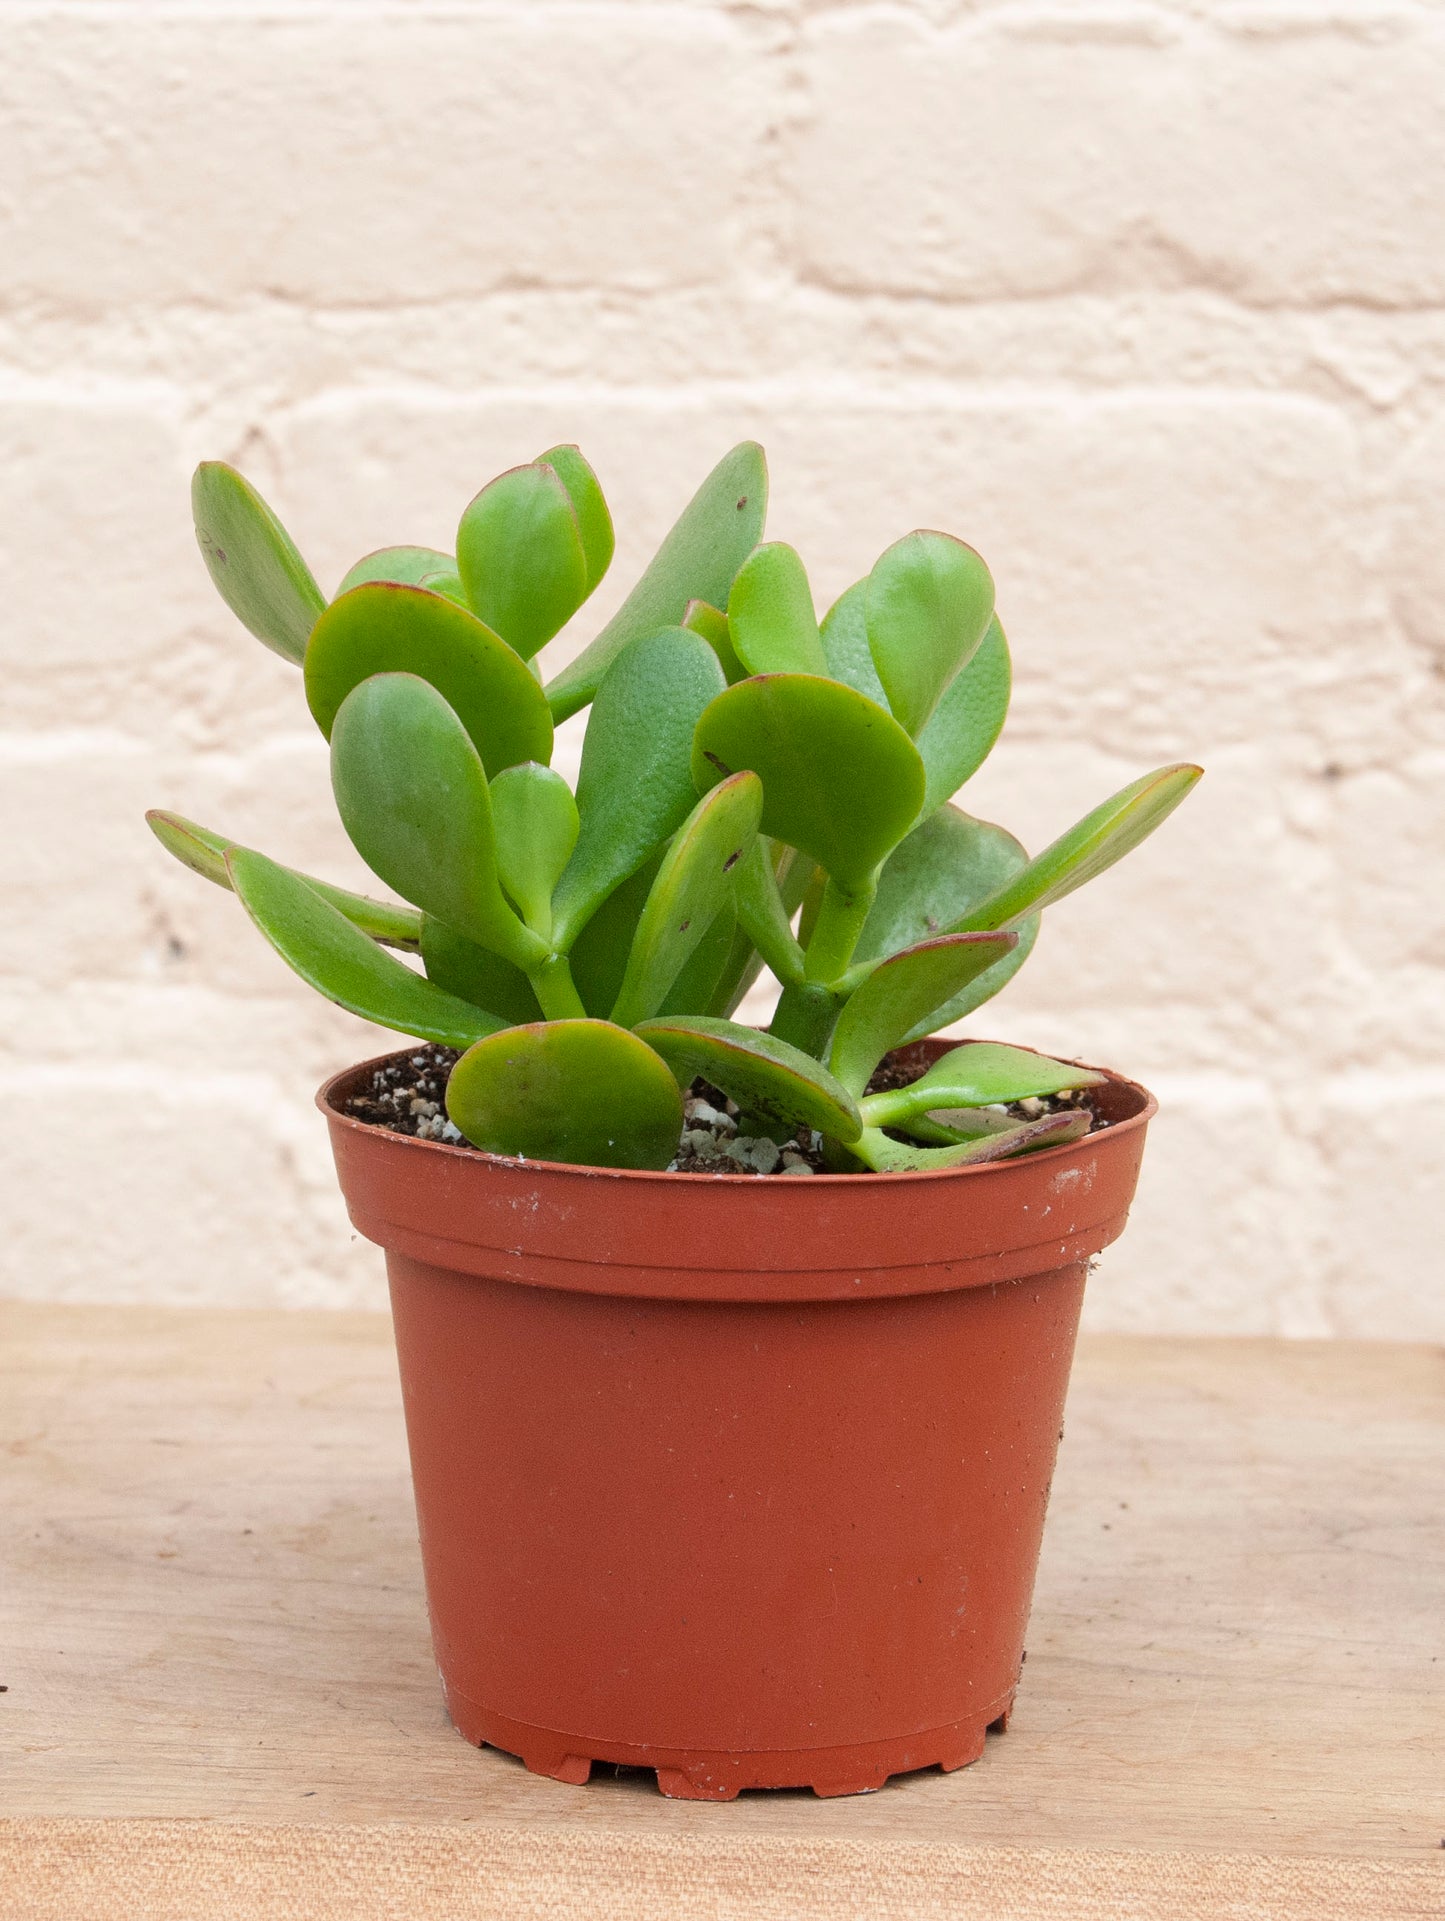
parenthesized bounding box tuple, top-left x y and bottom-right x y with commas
(227, 849, 504, 1047)
(610, 773, 763, 1029)
(146, 809, 422, 951)
(567, 855, 658, 1017)
(732, 838, 806, 989)
(330, 673, 545, 971)
(727, 542, 828, 677)
(305, 581, 552, 776)
(446, 1020, 683, 1170)
(336, 545, 456, 595)
(420, 916, 543, 1026)
(634, 1016, 863, 1145)
(191, 462, 325, 664)
(917, 616, 1011, 816)
(551, 629, 726, 950)
(851, 804, 1036, 1035)
(455, 461, 590, 661)
(692, 674, 925, 892)
(683, 598, 747, 683)
(951, 764, 1204, 932)
(828, 932, 1018, 1097)
(861, 1041, 1105, 1131)
(488, 762, 579, 940)
(545, 442, 768, 722)
(866, 531, 995, 738)
(660, 902, 738, 1017)
(538, 444, 614, 594)
(851, 1109, 1089, 1174)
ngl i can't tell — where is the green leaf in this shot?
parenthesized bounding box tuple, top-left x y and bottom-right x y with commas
(661, 902, 738, 1017)
(851, 805, 1037, 1035)
(330, 673, 546, 971)
(420, 916, 543, 1025)
(446, 1020, 683, 1170)
(145, 808, 422, 951)
(191, 462, 325, 664)
(951, 764, 1204, 932)
(488, 762, 579, 940)
(538, 444, 615, 594)
(727, 542, 828, 677)
(851, 1109, 1090, 1174)
(634, 1017, 863, 1144)
(819, 579, 888, 706)
(567, 854, 660, 1017)
(866, 531, 995, 738)
(732, 838, 806, 989)
(544, 442, 768, 721)
(860, 1041, 1104, 1131)
(683, 598, 747, 683)
(827, 932, 1019, 1096)
(227, 849, 504, 1048)
(551, 629, 726, 949)
(336, 546, 456, 595)
(305, 581, 553, 777)
(456, 461, 590, 661)
(610, 772, 763, 1029)
(917, 617, 1011, 817)
(692, 674, 925, 892)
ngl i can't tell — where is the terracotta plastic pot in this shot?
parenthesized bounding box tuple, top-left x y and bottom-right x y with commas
(320, 1039, 1155, 1800)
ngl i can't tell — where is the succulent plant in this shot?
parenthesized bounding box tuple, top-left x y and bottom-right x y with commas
(148, 443, 1200, 1173)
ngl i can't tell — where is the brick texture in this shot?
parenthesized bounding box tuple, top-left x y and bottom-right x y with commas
(1, 2, 1440, 1336)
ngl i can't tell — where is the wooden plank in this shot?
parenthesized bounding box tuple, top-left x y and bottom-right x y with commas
(1, 1303, 1441, 1918)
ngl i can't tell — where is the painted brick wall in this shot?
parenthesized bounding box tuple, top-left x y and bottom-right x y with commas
(2, 2, 1441, 1336)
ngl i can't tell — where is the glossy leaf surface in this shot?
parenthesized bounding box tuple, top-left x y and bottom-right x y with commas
(952, 764, 1203, 932)
(852, 1109, 1089, 1174)
(146, 809, 422, 950)
(420, 916, 543, 1025)
(567, 855, 658, 1017)
(446, 1020, 683, 1170)
(538, 444, 614, 593)
(865, 531, 994, 738)
(683, 599, 746, 683)
(732, 838, 806, 989)
(917, 617, 1011, 816)
(192, 462, 325, 664)
(489, 762, 579, 939)
(227, 849, 503, 1048)
(455, 462, 589, 661)
(819, 579, 887, 706)
(828, 932, 1018, 1096)
(727, 542, 828, 677)
(545, 442, 767, 721)
(336, 546, 455, 595)
(330, 674, 545, 971)
(635, 1017, 863, 1144)
(552, 629, 726, 949)
(305, 581, 552, 775)
(860, 1041, 1104, 1130)
(660, 902, 738, 1017)
(610, 773, 762, 1030)
(692, 674, 925, 891)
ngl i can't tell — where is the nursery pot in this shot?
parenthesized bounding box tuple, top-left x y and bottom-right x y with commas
(320, 1040, 1155, 1800)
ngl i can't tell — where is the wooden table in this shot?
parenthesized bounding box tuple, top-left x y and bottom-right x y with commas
(1, 1302, 1441, 1919)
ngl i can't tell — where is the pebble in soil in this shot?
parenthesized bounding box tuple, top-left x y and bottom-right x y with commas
(342, 1043, 1100, 1173)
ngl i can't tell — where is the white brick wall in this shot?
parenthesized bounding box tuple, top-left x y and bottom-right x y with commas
(2, 1, 1441, 1336)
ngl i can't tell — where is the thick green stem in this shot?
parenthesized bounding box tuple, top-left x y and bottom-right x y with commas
(803, 874, 877, 986)
(768, 980, 840, 1058)
(528, 953, 587, 1021)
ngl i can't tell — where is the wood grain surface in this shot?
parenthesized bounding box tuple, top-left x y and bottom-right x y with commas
(2, 1302, 1441, 1918)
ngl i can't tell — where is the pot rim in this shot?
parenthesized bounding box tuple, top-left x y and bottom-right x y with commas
(317, 1035, 1157, 1190)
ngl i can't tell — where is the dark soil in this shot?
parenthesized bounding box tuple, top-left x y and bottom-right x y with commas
(343, 1041, 1103, 1173)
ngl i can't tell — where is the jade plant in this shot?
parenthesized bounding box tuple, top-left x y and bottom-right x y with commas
(148, 442, 1200, 1172)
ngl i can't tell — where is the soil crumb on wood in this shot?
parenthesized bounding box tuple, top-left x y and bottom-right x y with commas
(343, 1042, 1102, 1173)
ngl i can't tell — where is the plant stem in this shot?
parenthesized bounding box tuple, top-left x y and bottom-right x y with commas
(803, 874, 876, 986)
(528, 954, 587, 1021)
(768, 980, 840, 1058)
